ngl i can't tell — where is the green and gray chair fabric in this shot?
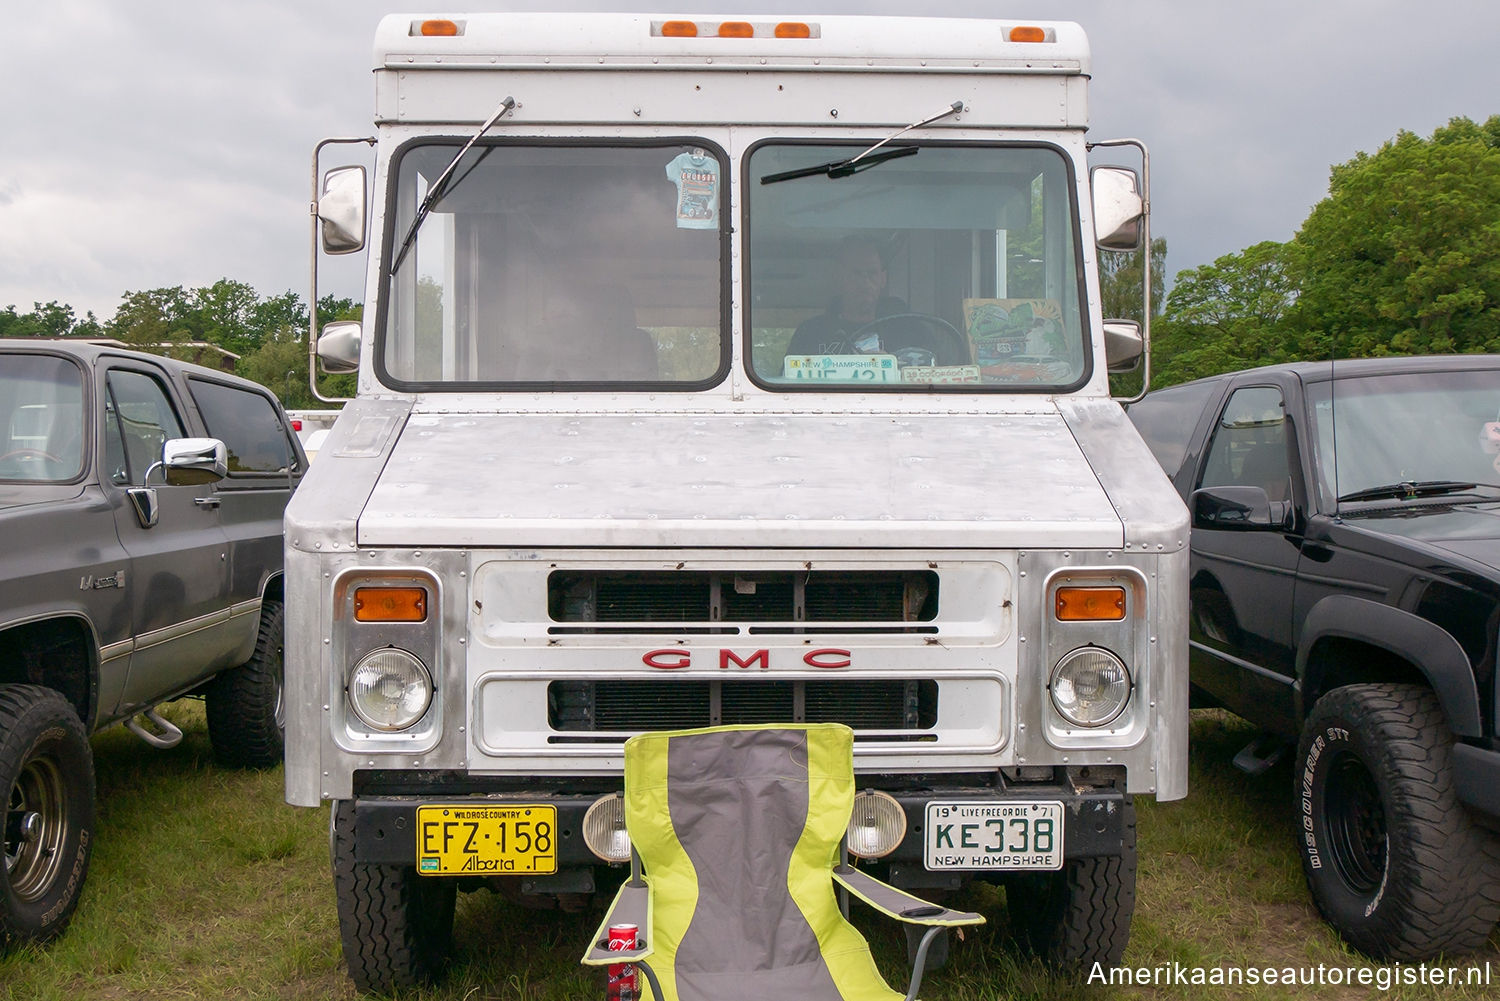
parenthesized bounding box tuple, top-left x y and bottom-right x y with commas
(582, 723, 983, 1001)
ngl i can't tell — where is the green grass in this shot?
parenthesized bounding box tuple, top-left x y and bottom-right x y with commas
(1, 707, 1495, 1000)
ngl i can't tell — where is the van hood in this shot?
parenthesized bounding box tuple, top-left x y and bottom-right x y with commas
(354, 410, 1140, 550)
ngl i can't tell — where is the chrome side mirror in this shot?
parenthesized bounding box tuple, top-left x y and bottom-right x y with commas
(318, 166, 367, 255)
(155, 438, 229, 486)
(317, 321, 362, 374)
(1091, 166, 1144, 252)
(1103, 320, 1144, 373)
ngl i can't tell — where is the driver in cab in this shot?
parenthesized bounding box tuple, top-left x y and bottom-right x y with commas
(786, 236, 906, 357)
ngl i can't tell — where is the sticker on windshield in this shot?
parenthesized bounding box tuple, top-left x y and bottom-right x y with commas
(666, 150, 718, 230)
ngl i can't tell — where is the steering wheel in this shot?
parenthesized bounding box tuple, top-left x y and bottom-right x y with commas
(0, 448, 61, 463)
(849, 313, 971, 366)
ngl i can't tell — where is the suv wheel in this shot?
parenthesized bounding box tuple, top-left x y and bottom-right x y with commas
(206, 600, 284, 769)
(331, 801, 456, 992)
(1006, 797, 1136, 969)
(0, 685, 95, 949)
(1297, 683, 1500, 960)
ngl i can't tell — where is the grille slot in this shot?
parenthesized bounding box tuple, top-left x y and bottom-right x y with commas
(548, 679, 937, 733)
(548, 570, 937, 634)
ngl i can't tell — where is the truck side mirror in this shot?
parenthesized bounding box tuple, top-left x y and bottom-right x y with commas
(317, 321, 362, 374)
(319, 166, 367, 255)
(158, 438, 229, 486)
(1103, 320, 1143, 373)
(1191, 485, 1290, 531)
(1091, 166, 1144, 252)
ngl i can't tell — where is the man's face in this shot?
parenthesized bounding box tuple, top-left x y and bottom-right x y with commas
(836, 248, 886, 322)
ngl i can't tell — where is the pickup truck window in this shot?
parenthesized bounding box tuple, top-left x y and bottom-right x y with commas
(1125, 380, 1219, 478)
(188, 378, 295, 475)
(378, 140, 726, 389)
(0, 354, 85, 482)
(745, 143, 1088, 390)
(1308, 369, 1500, 508)
(104, 369, 184, 486)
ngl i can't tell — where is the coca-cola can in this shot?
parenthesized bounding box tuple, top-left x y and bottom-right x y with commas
(606, 923, 639, 1001)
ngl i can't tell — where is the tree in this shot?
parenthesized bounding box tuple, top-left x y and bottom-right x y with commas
(0, 301, 103, 339)
(1291, 115, 1500, 358)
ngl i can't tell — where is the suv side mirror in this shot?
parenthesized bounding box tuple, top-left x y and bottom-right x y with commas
(318, 166, 367, 255)
(1091, 166, 1144, 252)
(158, 438, 229, 486)
(317, 321, 362, 374)
(1191, 485, 1291, 531)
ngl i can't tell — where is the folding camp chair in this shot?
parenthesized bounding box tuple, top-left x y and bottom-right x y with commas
(581, 723, 983, 1001)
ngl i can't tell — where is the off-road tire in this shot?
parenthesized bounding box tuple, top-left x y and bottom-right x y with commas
(0, 685, 95, 950)
(1296, 683, 1500, 961)
(332, 800, 456, 993)
(1005, 797, 1136, 970)
(206, 599, 284, 769)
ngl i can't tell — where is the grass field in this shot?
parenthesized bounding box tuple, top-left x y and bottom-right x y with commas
(1, 705, 1495, 1000)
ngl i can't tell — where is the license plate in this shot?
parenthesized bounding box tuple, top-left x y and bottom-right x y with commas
(416, 805, 558, 876)
(924, 801, 1063, 870)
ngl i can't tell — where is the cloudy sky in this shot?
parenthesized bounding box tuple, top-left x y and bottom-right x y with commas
(5, 1, 1499, 321)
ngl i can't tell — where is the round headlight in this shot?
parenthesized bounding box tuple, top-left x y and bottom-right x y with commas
(583, 795, 631, 863)
(348, 647, 432, 731)
(1050, 647, 1132, 727)
(846, 790, 907, 859)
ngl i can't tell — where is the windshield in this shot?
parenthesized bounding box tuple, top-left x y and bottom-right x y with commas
(379, 141, 726, 388)
(0, 354, 86, 482)
(746, 142, 1088, 389)
(1307, 368, 1500, 506)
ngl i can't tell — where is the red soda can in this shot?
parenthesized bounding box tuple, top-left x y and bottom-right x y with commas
(606, 923, 639, 1001)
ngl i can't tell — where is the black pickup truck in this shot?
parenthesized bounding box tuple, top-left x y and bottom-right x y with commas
(1127, 354, 1500, 962)
(0, 340, 304, 948)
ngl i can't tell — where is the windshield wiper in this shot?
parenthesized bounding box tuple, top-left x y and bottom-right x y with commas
(389, 95, 516, 275)
(759, 99, 964, 185)
(1338, 480, 1479, 504)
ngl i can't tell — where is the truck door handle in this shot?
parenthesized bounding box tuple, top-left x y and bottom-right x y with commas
(194, 496, 221, 509)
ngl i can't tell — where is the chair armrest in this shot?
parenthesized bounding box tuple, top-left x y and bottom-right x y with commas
(581, 879, 655, 966)
(831, 865, 984, 927)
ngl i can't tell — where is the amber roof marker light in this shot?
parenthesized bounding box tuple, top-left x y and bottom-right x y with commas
(414, 19, 462, 37)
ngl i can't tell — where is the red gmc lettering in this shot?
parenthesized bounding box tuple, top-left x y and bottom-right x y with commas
(719, 649, 770, 670)
(643, 649, 692, 669)
(803, 648, 851, 669)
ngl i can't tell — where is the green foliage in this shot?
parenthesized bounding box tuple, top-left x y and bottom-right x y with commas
(0, 301, 104, 339)
(1103, 237, 1167, 398)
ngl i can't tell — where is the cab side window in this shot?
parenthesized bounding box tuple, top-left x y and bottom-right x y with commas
(104, 369, 185, 486)
(1199, 386, 1292, 502)
(187, 378, 295, 476)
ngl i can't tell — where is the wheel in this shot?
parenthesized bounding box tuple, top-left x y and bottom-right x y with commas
(0, 685, 95, 950)
(206, 600, 284, 769)
(850, 313, 971, 366)
(332, 800, 456, 993)
(1296, 683, 1500, 960)
(1005, 797, 1136, 969)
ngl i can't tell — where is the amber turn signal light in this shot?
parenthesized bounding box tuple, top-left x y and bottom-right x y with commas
(355, 587, 428, 622)
(1055, 586, 1126, 621)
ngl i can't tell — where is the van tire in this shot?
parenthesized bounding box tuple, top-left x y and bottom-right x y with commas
(1297, 683, 1500, 960)
(0, 685, 95, 950)
(1006, 797, 1136, 969)
(206, 600, 284, 769)
(331, 801, 456, 992)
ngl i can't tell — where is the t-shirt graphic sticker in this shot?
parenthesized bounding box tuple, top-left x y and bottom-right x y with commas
(666, 150, 718, 230)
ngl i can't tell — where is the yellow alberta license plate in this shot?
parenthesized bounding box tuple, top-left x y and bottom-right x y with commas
(416, 805, 558, 876)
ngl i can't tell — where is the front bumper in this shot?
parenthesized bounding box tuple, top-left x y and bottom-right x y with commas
(349, 781, 1129, 883)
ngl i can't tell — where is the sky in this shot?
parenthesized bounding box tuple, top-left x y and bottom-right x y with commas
(5, 1, 1500, 322)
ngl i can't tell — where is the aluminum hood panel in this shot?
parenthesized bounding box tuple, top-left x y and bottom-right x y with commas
(357, 412, 1123, 549)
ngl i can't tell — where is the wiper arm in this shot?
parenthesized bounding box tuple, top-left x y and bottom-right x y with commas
(389, 95, 516, 275)
(759, 99, 964, 185)
(1337, 479, 1479, 503)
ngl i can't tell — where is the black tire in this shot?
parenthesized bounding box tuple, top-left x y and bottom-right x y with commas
(0, 685, 95, 950)
(331, 800, 456, 993)
(1296, 683, 1500, 961)
(206, 599, 284, 769)
(1005, 797, 1136, 969)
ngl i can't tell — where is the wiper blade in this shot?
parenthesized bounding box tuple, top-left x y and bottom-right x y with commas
(759, 99, 963, 185)
(389, 95, 516, 275)
(1338, 480, 1478, 503)
(760, 145, 919, 185)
